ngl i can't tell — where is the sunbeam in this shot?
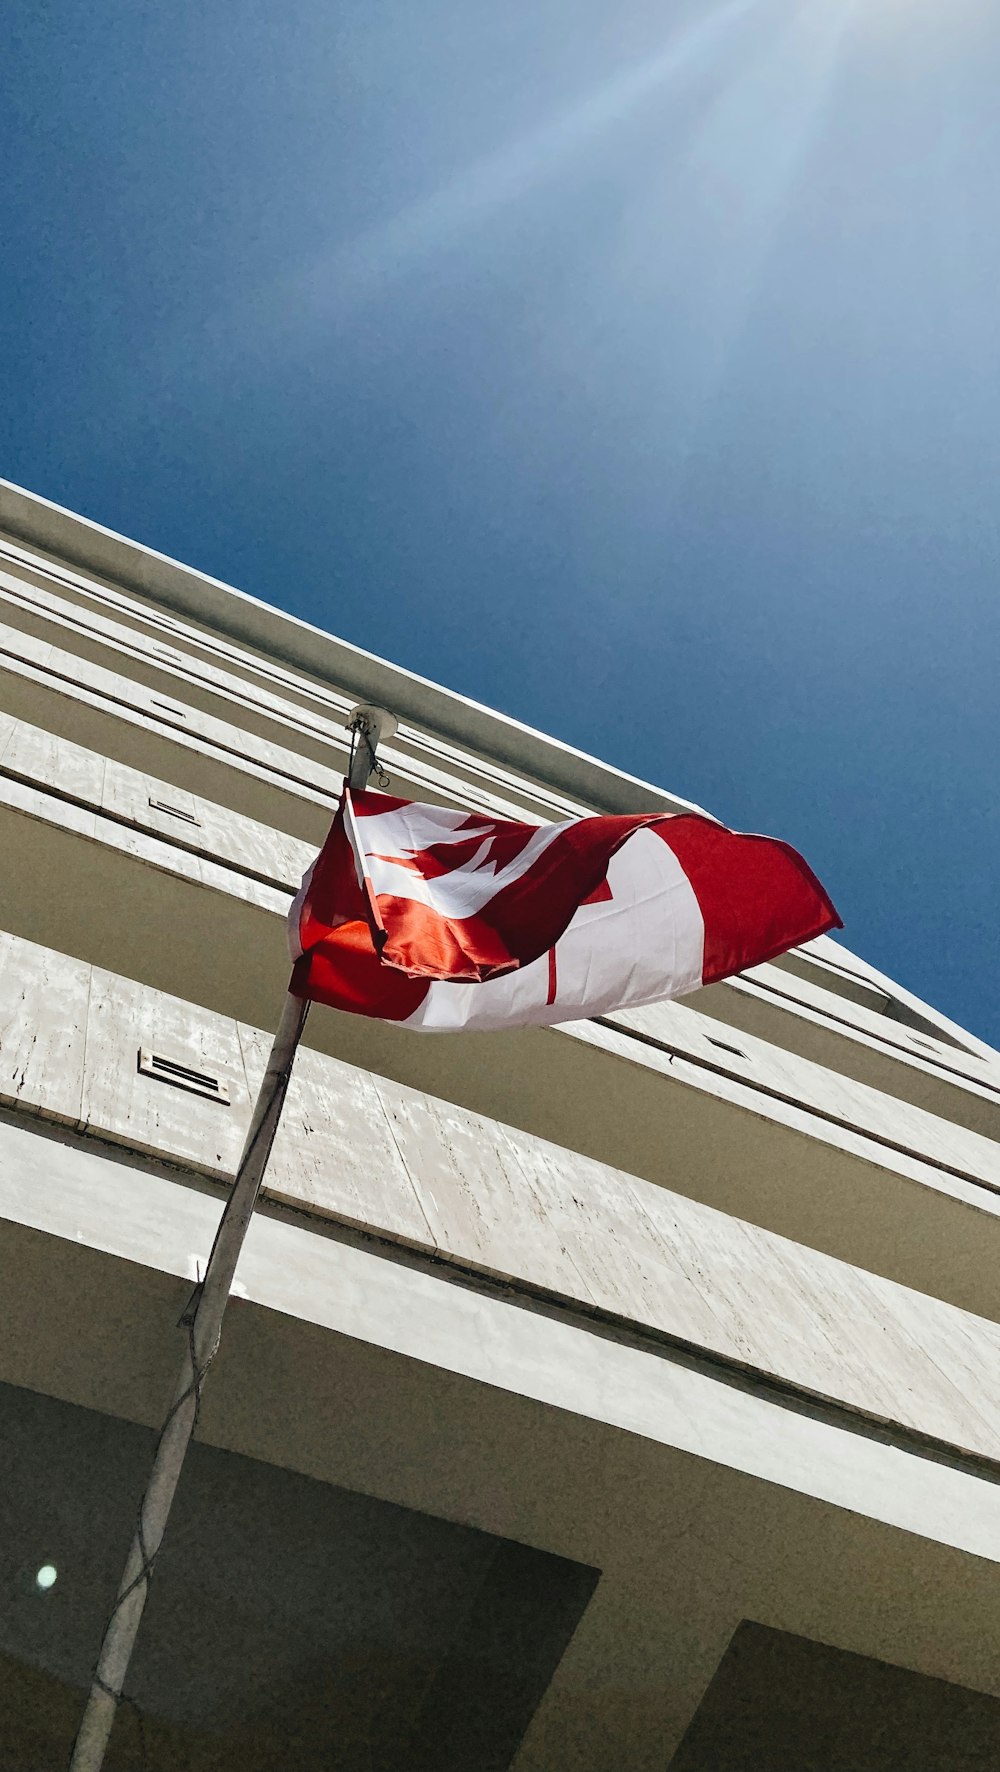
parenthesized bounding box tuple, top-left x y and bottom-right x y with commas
(538, 0, 865, 502)
(237, 0, 764, 337)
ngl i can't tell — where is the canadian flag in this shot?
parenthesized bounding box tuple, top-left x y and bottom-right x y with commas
(289, 788, 840, 1032)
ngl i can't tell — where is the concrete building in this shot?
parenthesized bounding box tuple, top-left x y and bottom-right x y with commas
(2, 475, 1000, 1769)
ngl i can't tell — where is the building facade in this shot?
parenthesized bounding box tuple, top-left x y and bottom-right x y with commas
(2, 476, 1000, 1769)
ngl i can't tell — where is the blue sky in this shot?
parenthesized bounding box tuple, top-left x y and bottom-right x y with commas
(2, 0, 999, 1042)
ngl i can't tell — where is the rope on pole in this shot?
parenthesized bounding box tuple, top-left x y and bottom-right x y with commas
(68, 705, 394, 1771)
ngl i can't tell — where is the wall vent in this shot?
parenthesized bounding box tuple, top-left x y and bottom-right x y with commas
(148, 796, 201, 827)
(137, 1048, 231, 1104)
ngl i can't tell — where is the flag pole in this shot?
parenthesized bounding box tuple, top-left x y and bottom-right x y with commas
(68, 706, 393, 1772)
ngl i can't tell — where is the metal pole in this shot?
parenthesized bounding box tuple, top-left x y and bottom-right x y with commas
(69, 707, 393, 1772)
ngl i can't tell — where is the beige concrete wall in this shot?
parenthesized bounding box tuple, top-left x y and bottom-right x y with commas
(5, 1117, 1000, 1770)
(4, 927, 1000, 1467)
(2, 709, 997, 1176)
(3, 495, 1000, 1770)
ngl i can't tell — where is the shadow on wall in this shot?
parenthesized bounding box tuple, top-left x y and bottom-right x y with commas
(669, 1619, 1000, 1771)
(0, 1377, 598, 1771)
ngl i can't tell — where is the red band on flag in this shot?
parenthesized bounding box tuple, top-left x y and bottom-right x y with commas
(654, 819, 840, 986)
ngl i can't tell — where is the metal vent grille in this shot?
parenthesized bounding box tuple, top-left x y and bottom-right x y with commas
(137, 1048, 231, 1104)
(148, 796, 201, 827)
